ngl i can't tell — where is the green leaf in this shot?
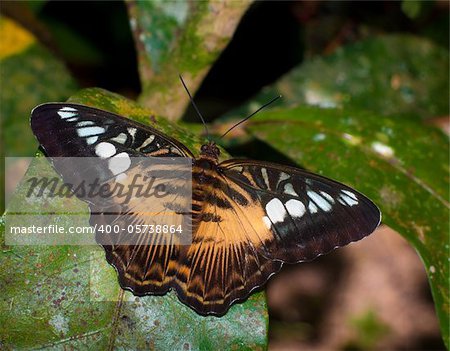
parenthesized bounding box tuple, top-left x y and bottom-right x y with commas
(0, 89, 268, 350)
(245, 105, 449, 348)
(347, 309, 390, 350)
(245, 34, 449, 120)
(401, 0, 422, 19)
(127, 0, 252, 120)
(0, 16, 78, 212)
(0, 16, 78, 157)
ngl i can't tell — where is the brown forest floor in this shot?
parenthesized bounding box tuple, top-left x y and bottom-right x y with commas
(268, 225, 445, 350)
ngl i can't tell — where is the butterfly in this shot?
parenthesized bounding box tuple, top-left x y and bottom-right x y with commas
(30, 101, 381, 316)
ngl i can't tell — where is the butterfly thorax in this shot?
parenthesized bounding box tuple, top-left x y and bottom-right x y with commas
(199, 141, 220, 161)
(193, 141, 220, 181)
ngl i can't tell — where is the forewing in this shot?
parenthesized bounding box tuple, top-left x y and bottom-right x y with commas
(31, 103, 194, 158)
(219, 159, 381, 263)
(31, 103, 194, 295)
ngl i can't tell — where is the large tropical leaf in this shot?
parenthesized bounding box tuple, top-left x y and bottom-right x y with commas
(245, 105, 449, 347)
(235, 34, 449, 121)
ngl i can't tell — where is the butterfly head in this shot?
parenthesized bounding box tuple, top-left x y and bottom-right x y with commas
(200, 141, 220, 160)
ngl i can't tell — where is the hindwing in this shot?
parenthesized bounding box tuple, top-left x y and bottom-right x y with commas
(220, 159, 381, 262)
(162, 159, 380, 314)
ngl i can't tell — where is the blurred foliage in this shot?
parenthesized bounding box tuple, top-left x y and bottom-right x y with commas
(0, 16, 77, 213)
(346, 310, 391, 350)
(231, 34, 449, 121)
(401, 0, 423, 20)
(1, 0, 449, 349)
(0, 17, 77, 157)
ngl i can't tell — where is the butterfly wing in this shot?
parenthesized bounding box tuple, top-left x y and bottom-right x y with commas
(169, 158, 380, 315)
(219, 159, 381, 263)
(31, 103, 194, 158)
(31, 103, 194, 295)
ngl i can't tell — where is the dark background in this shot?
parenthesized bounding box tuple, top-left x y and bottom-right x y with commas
(5, 1, 448, 121)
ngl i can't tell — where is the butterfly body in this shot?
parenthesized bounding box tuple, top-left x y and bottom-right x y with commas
(31, 103, 381, 315)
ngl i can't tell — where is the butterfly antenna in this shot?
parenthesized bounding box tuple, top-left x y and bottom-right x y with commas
(179, 74, 209, 139)
(220, 95, 282, 138)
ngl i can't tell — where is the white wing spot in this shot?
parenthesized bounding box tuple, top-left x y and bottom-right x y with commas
(261, 168, 270, 188)
(95, 142, 116, 158)
(108, 152, 131, 175)
(278, 172, 290, 183)
(307, 190, 332, 212)
(265, 198, 286, 223)
(262, 216, 272, 230)
(285, 199, 306, 218)
(308, 202, 318, 214)
(342, 189, 357, 200)
(111, 133, 128, 144)
(138, 135, 155, 150)
(127, 127, 137, 139)
(284, 183, 298, 197)
(66, 117, 78, 122)
(77, 126, 105, 137)
(86, 136, 98, 145)
(320, 191, 335, 204)
(339, 194, 358, 206)
(58, 111, 77, 119)
(76, 121, 95, 127)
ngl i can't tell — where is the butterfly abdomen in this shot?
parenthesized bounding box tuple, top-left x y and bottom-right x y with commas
(191, 159, 225, 230)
